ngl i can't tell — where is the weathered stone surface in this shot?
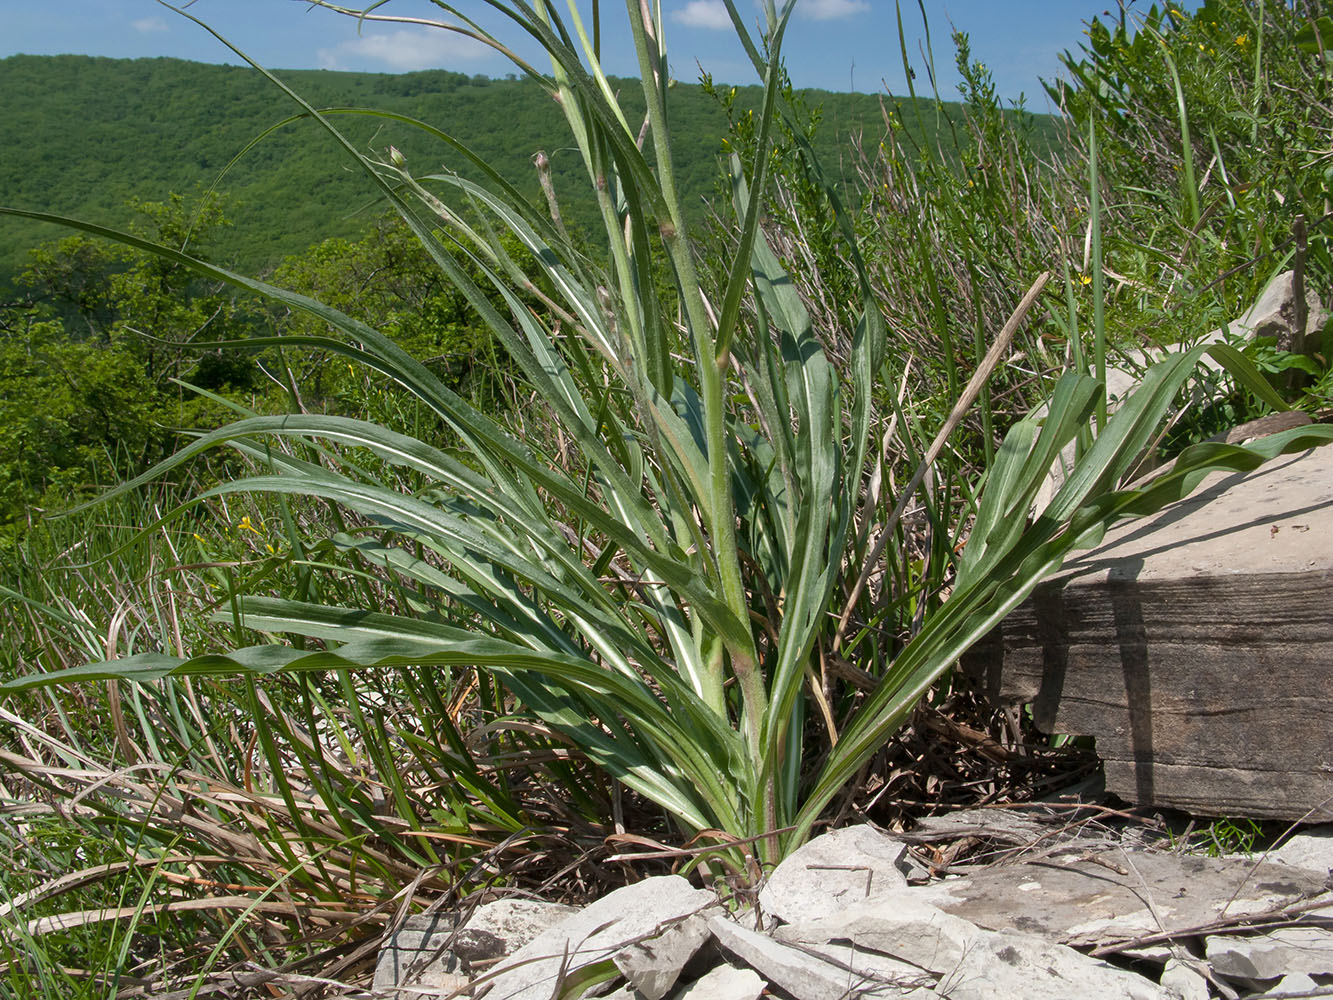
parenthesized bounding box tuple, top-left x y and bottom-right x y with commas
(670, 964, 766, 1000)
(375, 899, 580, 995)
(1159, 958, 1210, 1000)
(937, 929, 1174, 1000)
(482, 877, 714, 1000)
(1231, 269, 1329, 356)
(759, 825, 911, 924)
(774, 896, 981, 975)
(459, 898, 580, 965)
(1268, 971, 1320, 996)
(374, 912, 471, 996)
(903, 807, 1057, 847)
(1270, 825, 1333, 877)
(614, 910, 712, 1000)
(967, 445, 1333, 820)
(1204, 927, 1333, 979)
(802, 940, 939, 992)
(907, 849, 1329, 949)
(709, 915, 925, 999)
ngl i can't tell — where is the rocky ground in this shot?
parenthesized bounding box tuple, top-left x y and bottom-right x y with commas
(376, 814, 1333, 999)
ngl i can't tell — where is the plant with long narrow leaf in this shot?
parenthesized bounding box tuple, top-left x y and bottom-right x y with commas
(4, 0, 1331, 876)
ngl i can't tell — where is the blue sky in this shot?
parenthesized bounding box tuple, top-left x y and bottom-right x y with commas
(1, 2, 1178, 107)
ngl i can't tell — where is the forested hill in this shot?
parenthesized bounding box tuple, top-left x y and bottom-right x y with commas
(0, 55, 1041, 285)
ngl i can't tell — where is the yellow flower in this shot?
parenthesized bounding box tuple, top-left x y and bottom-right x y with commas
(238, 515, 261, 535)
(193, 532, 205, 543)
(1079, 274, 1093, 286)
(1235, 34, 1248, 46)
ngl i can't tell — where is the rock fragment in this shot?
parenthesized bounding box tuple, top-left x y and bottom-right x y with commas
(1204, 927, 1333, 980)
(670, 964, 766, 1000)
(709, 915, 930, 999)
(482, 876, 714, 1000)
(1270, 825, 1333, 877)
(1159, 958, 1210, 1000)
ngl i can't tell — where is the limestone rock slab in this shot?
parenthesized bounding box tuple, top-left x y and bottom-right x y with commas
(907, 849, 1329, 949)
(1160, 958, 1210, 1000)
(936, 929, 1174, 1000)
(968, 446, 1333, 820)
(375, 899, 580, 996)
(375, 912, 470, 996)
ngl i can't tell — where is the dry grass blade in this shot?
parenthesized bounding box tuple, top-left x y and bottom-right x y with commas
(22, 896, 381, 938)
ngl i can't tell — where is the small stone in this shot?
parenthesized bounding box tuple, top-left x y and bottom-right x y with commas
(482, 877, 714, 1000)
(1204, 927, 1333, 979)
(709, 915, 923, 999)
(670, 964, 766, 1000)
(1269, 971, 1319, 996)
(1270, 826, 1333, 877)
(615, 910, 713, 1000)
(1160, 958, 1209, 1000)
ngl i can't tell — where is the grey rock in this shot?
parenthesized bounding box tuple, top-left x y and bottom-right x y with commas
(670, 964, 766, 1000)
(375, 899, 580, 996)
(1270, 826, 1333, 877)
(1160, 958, 1210, 1000)
(709, 914, 928, 999)
(1231, 269, 1328, 355)
(1268, 971, 1319, 996)
(482, 877, 714, 1000)
(461, 898, 581, 964)
(759, 825, 911, 925)
(909, 850, 1329, 949)
(375, 911, 470, 996)
(614, 910, 712, 1000)
(1205, 927, 1333, 979)
(801, 940, 938, 992)
(936, 929, 1174, 1000)
(774, 896, 982, 975)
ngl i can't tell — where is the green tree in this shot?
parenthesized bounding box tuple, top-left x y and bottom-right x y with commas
(19, 193, 256, 392)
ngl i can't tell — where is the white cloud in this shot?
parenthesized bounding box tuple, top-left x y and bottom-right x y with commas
(131, 16, 169, 33)
(672, 1, 733, 30)
(801, 0, 869, 20)
(318, 27, 491, 72)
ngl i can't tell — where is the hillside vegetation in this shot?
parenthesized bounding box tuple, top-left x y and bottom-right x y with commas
(0, 54, 1013, 284)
